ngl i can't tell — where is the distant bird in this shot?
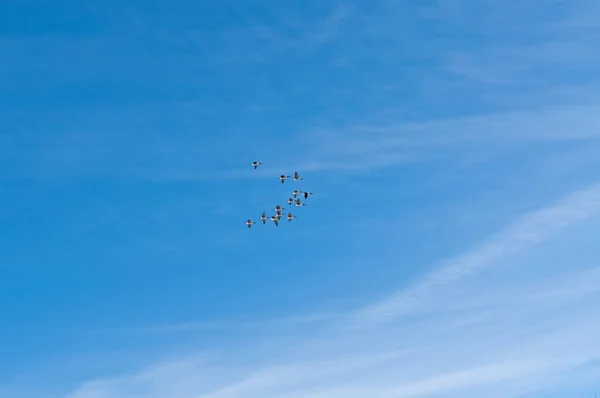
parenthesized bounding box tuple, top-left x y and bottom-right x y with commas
(270, 215, 279, 226)
(295, 198, 306, 207)
(287, 197, 294, 205)
(274, 204, 284, 212)
(246, 219, 256, 228)
(252, 161, 262, 169)
(260, 212, 267, 224)
(292, 189, 301, 198)
(279, 174, 291, 183)
(287, 212, 297, 222)
(293, 171, 303, 181)
(302, 191, 313, 200)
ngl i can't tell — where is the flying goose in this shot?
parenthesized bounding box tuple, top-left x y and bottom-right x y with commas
(288, 197, 294, 205)
(292, 189, 301, 198)
(246, 219, 256, 228)
(295, 198, 306, 207)
(279, 174, 291, 183)
(302, 191, 313, 200)
(287, 212, 297, 222)
(252, 161, 262, 169)
(274, 204, 285, 212)
(260, 212, 267, 224)
(270, 215, 279, 226)
(293, 171, 303, 181)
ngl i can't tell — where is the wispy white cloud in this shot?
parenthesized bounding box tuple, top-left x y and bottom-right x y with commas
(4, 98, 599, 181)
(298, 103, 600, 172)
(93, 312, 339, 334)
(286, 0, 600, 173)
(352, 181, 600, 325)
(59, 181, 600, 398)
(4, 1, 599, 181)
(153, 98, 600, 177)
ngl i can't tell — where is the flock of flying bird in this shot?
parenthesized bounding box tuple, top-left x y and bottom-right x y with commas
(245, 161, 313, 228)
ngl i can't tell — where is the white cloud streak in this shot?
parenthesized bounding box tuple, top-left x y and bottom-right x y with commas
(352, 181, 600, 325)
(298, 104, 600, 172)
(4, 1, 600, 180)
(94, 312, 339, 334)
(59, 181, 600, 398)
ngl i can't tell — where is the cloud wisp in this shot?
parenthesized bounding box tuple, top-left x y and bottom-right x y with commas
(5, 1, 600, 181)
(352, 181, 600, 325)
(92, 312, 339, 335)
(60, 181, 600, 398)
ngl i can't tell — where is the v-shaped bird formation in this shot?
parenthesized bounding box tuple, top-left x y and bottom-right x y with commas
(245, 162, 312, 228)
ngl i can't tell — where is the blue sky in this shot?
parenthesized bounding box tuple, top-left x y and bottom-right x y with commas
(1, 0, 600, 397)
